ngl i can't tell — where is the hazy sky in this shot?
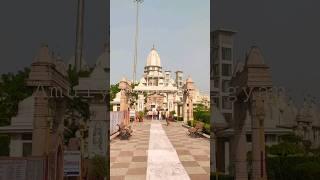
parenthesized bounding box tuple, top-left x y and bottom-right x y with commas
(0, 0, 107, 73)
(212, 0, 320, 103)
(111, 0, 210, 94)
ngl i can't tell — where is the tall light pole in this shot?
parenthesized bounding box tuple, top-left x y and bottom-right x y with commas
(132, 0, 143, 83)
(75, 0, 85, 72)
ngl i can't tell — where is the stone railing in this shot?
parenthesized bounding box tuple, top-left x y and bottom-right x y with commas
(110, 111, 129, 135)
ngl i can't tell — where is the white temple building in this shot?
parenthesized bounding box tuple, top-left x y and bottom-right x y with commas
(111, 46, 209, 116)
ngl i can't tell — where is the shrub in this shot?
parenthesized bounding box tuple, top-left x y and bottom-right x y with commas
(176, 117, 183, 121)
(211, 172, 234, 180)
(203, 123, 210, 135)
(89, 155, 108, 178)
(0, 135, 10, 156)
(267, 156, 320, 180)
(193, 104, 210, 124)
(294, 161, 320, 179)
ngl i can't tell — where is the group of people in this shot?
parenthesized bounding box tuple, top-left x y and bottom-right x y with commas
(147, 109, 172, 126)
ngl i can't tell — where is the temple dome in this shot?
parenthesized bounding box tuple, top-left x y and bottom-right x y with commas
(95, 51, 107, 69)
(55, 57, 67, 77)
(146, 47, 161, 67)
(245, 46, 265, 66)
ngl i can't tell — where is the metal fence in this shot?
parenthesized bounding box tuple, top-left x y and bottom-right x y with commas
(110, 111, 129, 135)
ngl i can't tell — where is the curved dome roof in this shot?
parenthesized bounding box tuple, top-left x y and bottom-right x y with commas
(55, 58, 68, 77)
(146, 47, 161, 67)
(95, 51, 107, 69)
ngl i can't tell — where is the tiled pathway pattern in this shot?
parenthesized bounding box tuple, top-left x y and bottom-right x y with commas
(147, 122, 190, 180)
(110, 120, 210, 180)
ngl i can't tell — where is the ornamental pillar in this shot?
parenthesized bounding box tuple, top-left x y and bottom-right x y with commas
(183, 77, 195, 123)
(119, 78, 130, 125)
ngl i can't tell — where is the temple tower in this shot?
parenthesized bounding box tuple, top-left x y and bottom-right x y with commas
(183, 77, 195, 123)
(27, 44, 70, 179)
(231, 46, 272, 180)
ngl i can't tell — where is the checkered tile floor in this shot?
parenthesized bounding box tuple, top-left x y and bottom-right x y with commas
(110, 120, 210, 180)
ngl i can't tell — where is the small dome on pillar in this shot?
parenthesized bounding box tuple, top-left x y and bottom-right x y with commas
(245, 46, 265, 66)
(33, 43, 52, 63)
(186, 76, 194, 90)
(186, 76, 193, 83)
(120, 77, 127, 82)
(119, 77, 128, 89)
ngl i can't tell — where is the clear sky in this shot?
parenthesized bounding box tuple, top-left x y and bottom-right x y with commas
(0, 1, 106, 73)
(212, 0, 320, 103)
(111, 0, 210, 94)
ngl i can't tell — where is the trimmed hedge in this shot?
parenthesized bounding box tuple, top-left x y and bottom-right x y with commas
(176, 116, 183, 121)
(211, 173, 234, 180)
(267, 156, 320, 180)
(0, 135, 10, 156)
(193, 104, 210, 124)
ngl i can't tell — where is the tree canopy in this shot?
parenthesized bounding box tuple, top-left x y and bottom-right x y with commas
(0, 68, 32, 126)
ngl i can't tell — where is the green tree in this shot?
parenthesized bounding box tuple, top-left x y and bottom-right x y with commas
(0, 68, 33, 155)
(67, 65, 79, 88)
(110, 83, 120, 101)
(193, 104, 210, 124)
(266, 133, 320, 180)
(0, 68, 33, 126)
(63, 66, 90, 145)
(128, 83, 139, 107)
(268, 133, 305, 157)
(294, 162, 320, 179)
(63, 96, 90, 144)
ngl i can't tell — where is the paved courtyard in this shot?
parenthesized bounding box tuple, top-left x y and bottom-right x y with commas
(110, 120, 210, 180)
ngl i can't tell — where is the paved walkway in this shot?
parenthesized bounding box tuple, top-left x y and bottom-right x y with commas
(110, 120, 210, 180)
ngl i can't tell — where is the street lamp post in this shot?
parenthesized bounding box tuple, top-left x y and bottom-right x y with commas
(75, 0, 85, 72)
(132, 0, 143, 83)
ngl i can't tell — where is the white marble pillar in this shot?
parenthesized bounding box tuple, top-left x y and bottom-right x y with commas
(188, 95, 193, 121)
(251, 94, 267, 180)
(174, 103, 178, 115)
(120, 89, 127, 111)
(10, 134, 23, 157)
(225, 141, 230, 174)
(234, 128, 248, 180)
(167, 95, 170, 111)
(183, 96, 188, 124)
(211, 135, 216, 173)
(32, 91, 49, 156)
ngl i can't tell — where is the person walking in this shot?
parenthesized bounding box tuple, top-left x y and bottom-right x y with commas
(165, 109, 170, 126)
(159, 111, 162, 120)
